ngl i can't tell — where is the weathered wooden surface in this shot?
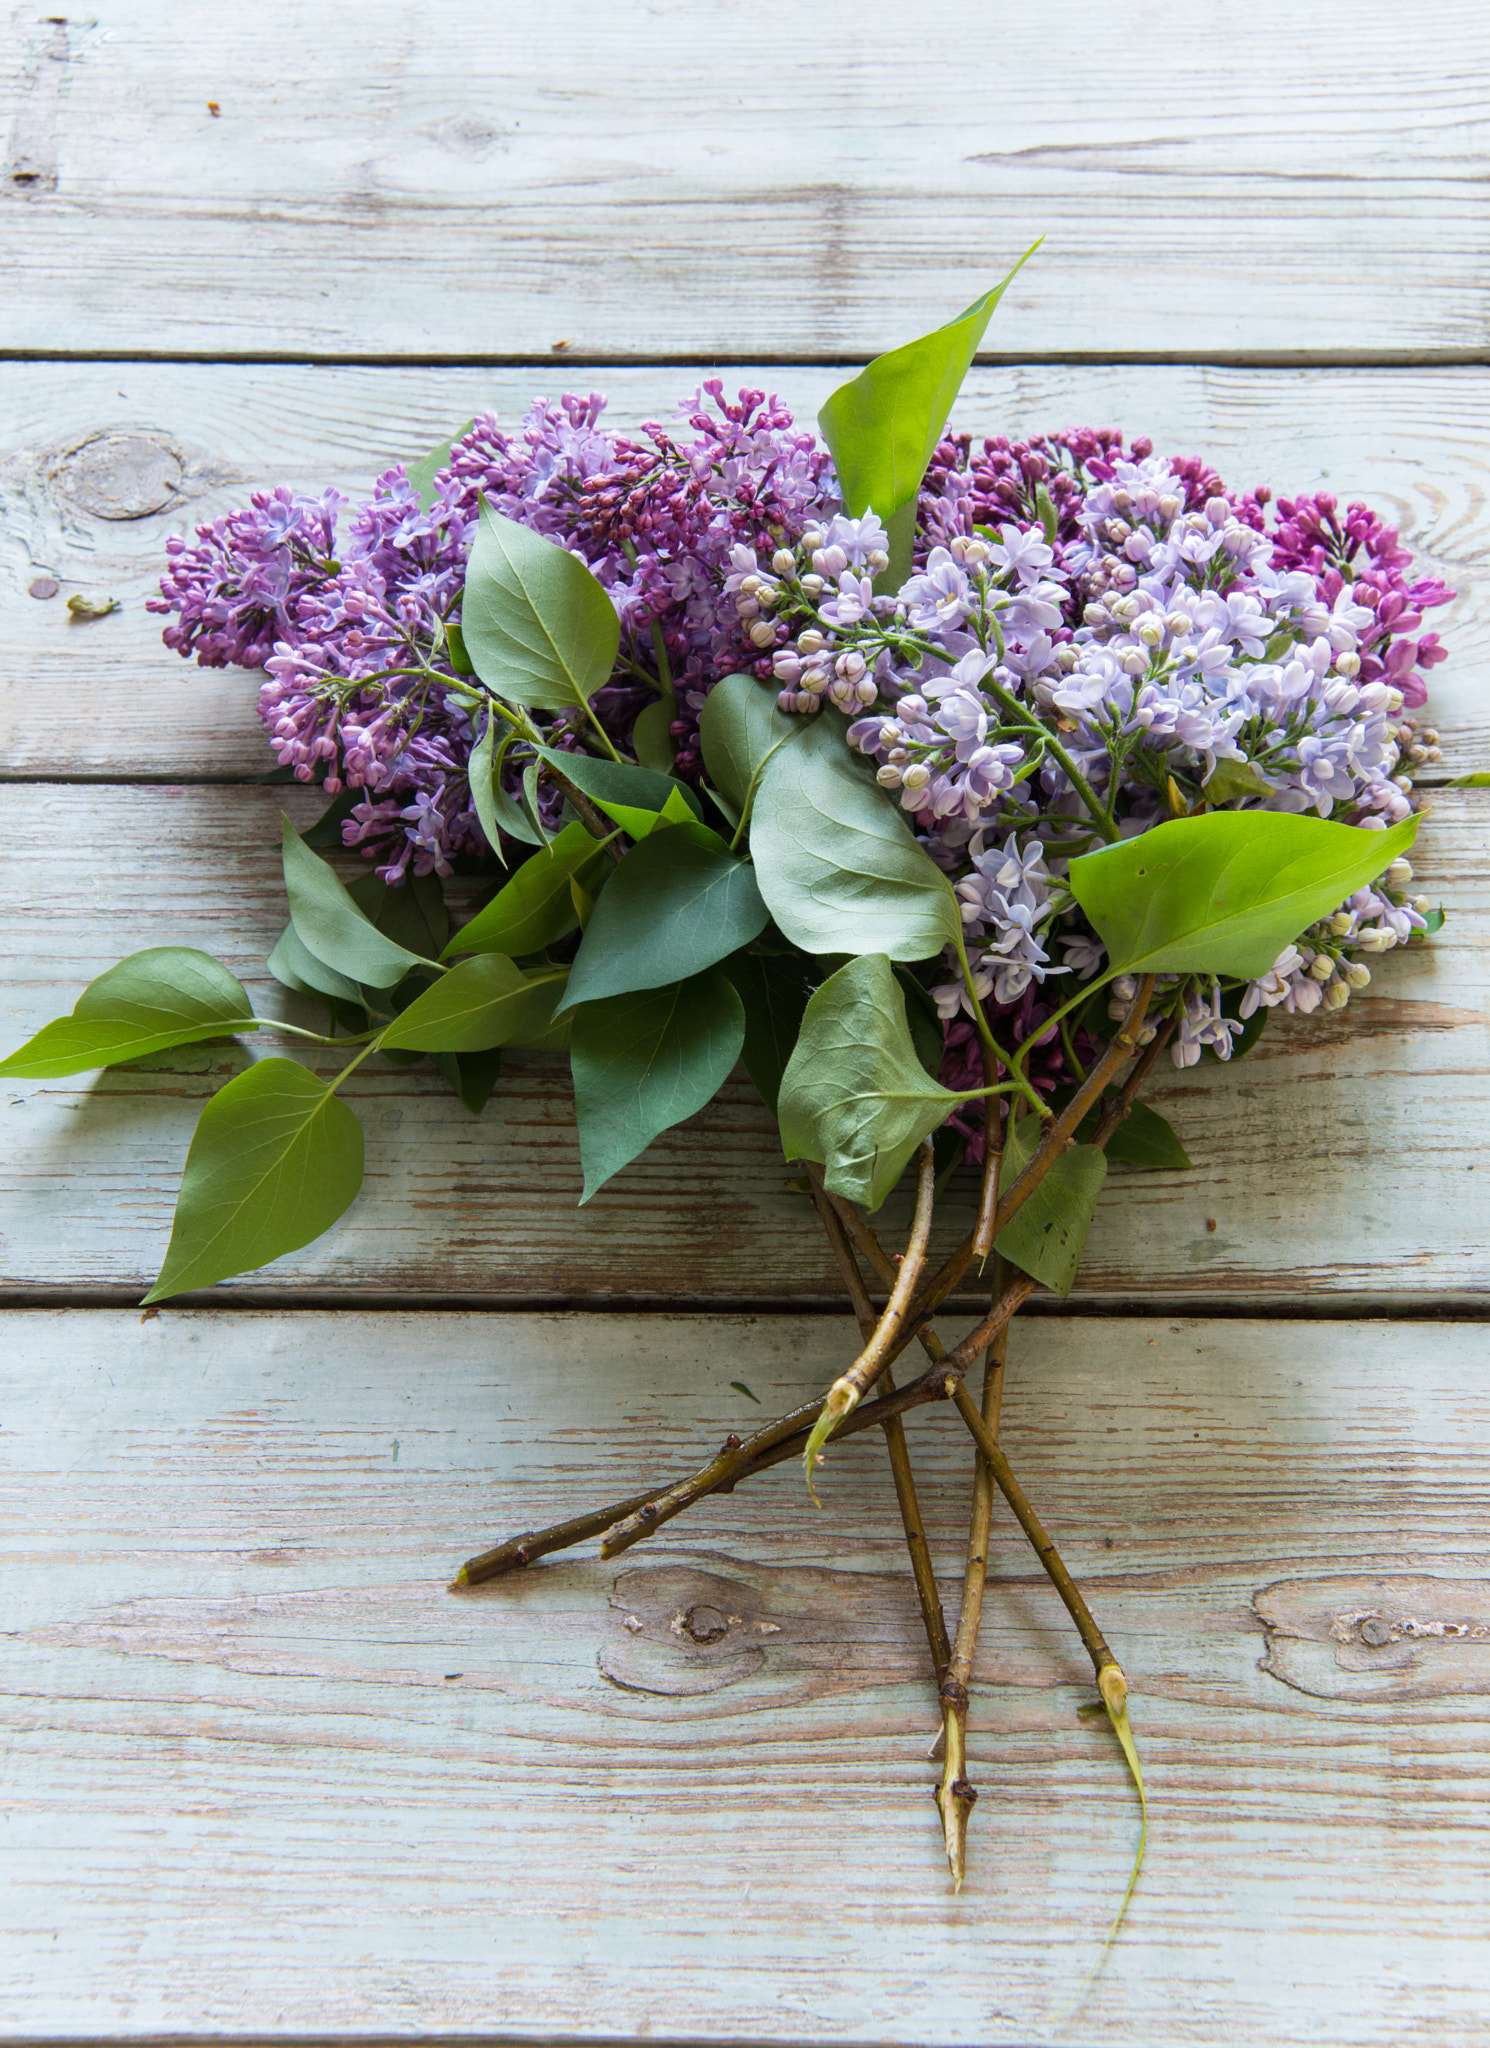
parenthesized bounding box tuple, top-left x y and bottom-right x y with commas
(0, 785, 1484, 1309)
(1, 361, 1484, 779)
(4, 1309, 1490, 2045)
(4, 1, 1490, 360)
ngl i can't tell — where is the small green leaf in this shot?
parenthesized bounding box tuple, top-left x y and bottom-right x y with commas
(570, 969, 745, 1201)
(433, 1046, 503, 1116)
(66, 593, 121, 620)
(349, 869, 449, 959)
(750, 712, 963, 962)
(632, 695, 677, 771)
(1035, 483, 1059, 547)
(1203, 758, 1275, 805)
(559, 824, 770, 1011)
(1422, 904, 1446, 935)
(817, 245, 1041, 585)
(406, 419, 473, 511)
(461, 500, 620, 714)
(445, 620, 473, 675)
(724, 948, 817, 1116)
(1449, 771, 1490, 787)
(443, 821, 613, 958)
(281, 818, 433, 989)
(266, 923, 364, 1006)
(1075, 1097, 1192, 1171)
(381, 958, 569, 1053)
(776, 954, 966, 1211)
(698, 672, 805, 825)
(0, 948, 258, 1079)
(536, 747, 702, 838)
(1070, 810, 1419, 981)
(730, 1380, 762, 1405)
(142, 1058, 364, 1302)
(994, 1111, 1108, 1297)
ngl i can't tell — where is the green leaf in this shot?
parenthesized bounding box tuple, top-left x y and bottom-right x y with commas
(570, 968, 745, 1201)
(301, 785, 361, 850)
(406, 419, 473, 511)
(1202, 758, 1275, 805)
(142, 1058, 364, 1302)
(281, 818, 433, 989)
(631, 695, 677, 772)
(698, 671, 805, 825)
(776, 954, 965, 1211)
(1074, 1097, 1192, 1171)
(750, 712, 963, 961)
(994, 1111, 1108, 1298)
(380, 958, 569, 1053)
(445, 620, 473, 675)
(1069, 810, 1419, 981)
(724, 948, 817, 1116)
(817, 244, 1041, 585)
(536, 747, 703, 838)
(467, 717, 536, 858)
(266, 923, 364, 1007)
(433, 1046, 503, 1116)
(897, 968, 946, 1079)
(443, 821, 613, 958)
(0, 948, 257, 1079)
(460, 500, 620, 713)
(1449, 771, 1490, 787)
(559, 824, 770, 1011)
(1422, 904, 1446, 935)
(349, 869, 449, 959)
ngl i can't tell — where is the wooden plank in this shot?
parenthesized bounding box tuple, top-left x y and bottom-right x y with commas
(0, 785, 1484, 1308)
(4, 1307, 1490, 2044)
(1, 361, 1483, 780)
(4, 0, 1489, 359)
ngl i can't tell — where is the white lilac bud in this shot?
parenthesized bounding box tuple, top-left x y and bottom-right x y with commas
(747, 618, 777, 649)
(1408, 744, 1428, 762)
(1324, 979, 1350, 1010)
(739, 574, 764, 598)
(902, 763, 932, 793)
(1172, 641, 1198, 667)
(1422, 728, 1440, 745)
(1158, 493, 1182, 522)
(1345, 962, 1372, 988)
(867, 549, 890, 574)
(1120, 647, 1148, 676)
(1393, 774, 1414, 792)
(855, 678, 877, 707)
(1083, 603, 1110, 629)
(1164, 611, 1191, 636)
(1386, 859, 1413, 888)
(1112, 488, 1133, 513)
(1355, 926, 1397, 952)
(797, 628, 826, 656)
(1110, 594, 1141, 623)
(1387, 688, 1405, 713)
(812, 545, 849, 579)
(1309, 955, 1335, 983)
(771, 549, 796, 577)
(1136, 618, 1165, 648)
(1411, 895, 1431, 914)
(1329, 911, 1354, 936)
(835, 649, 867, 683)
(1205, 495, 1229, 528)
(876, 764, 903, 789)
(799, 528, 825, 554)
(736, 595, 760, 621)
(773, 652, 802, 684)
(1056, 643, 1080, 672)
(1335, 650, 1361, 677)
(800, 574, 826, 597)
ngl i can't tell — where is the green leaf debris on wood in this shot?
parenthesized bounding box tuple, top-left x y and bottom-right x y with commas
(994, 1109, 1108, 1297)
(570, 968, 744, 1201)
(750, 712, 963, 962)
(142, 1058, 364, 1302)
(776, 953, 966, 1211)
(1070, 809, 1419, 981)
(0, 948, 258, 1078)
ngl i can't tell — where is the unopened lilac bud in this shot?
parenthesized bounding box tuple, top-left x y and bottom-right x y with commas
(773, 652, 802, 685)
(902, 763, 932, 793)
(1136, 618, 1165, 648)
(812, 545, 848, 579)
(1121, 647, 1148, 676)
(1309, 954, 1335, 983)
(797, 628, 826, 656)
(771, 549, 796, 577)
(1205, 495, 1229, 529)
(735, 596, 760, 621)
(1393, 774, 1414, 792)
(876, 763, 903, 789)
(867, 549, 890, 574)
(1165, 611, 1191, 637)
(1329, 911, 1354, 936)
(1112, 488, 1133, 513)
(1386, 859, 1413, 888)
(1110, 594, 1140, 623)
(836, 649, 867, 683)
(1422, 728, 1440, 745)
(1083, 603, 1110, 629)
(1158, 493, 1182, 522)
(1334, 650, 1361, 677)
(799, 528, 825, 555)
(1345, 961, 1372, 988)
(1411, 894, 1431, 914)
(1172, 641, 1198, 667)
(739, 574, 764, 598)
(1056, 643, 1080, 672)
(1323, 979, 1350, 1010)
(1355, 926, 1397, 952)
(1387, 688, 1405, 714)
(800, 574, 826, 597)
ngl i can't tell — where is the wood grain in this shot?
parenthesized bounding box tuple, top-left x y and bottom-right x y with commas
(4, 1308, 1490, 2044)
(4, 0, 1490, 359)
(2, 361, 1484, 779)
(0, 784, 1484, 1309)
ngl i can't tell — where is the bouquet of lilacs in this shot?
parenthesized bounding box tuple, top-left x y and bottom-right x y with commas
(2, 256, 1454, 1898)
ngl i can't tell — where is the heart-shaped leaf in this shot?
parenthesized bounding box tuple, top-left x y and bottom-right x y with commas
(570, 969, 744, 1201)
(776, 953, 965, 1210)
(142, 1058, 364, 1302)
(1069, 810, 1419, 981)
(750, 712, 962, 962)
(460, 501, 621, 713)
(559, 824, 770, 1011)
(0, 948, 257, 1078)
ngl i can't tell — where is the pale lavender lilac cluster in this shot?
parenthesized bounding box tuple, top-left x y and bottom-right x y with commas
(722, 436, 1450, 1074)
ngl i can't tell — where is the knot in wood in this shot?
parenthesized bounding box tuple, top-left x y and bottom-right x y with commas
(679, 1602, 730, 1645)
(57, 433, 182, 519)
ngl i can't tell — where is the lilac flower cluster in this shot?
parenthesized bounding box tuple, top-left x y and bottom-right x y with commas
(720, 436, 1451, 1070)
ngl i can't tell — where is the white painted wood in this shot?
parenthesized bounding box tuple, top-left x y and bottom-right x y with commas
(0, 785, 1484, 1308)
(1, 361, 1483, 778)
(4, 1308, 1490, 2044)
(4, 0, 1489, 358)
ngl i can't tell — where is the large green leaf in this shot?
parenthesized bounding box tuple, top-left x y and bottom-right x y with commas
(1069, 810, 1419, 980)
(460, 500, 620, 713)
(776, 954, 965, 1210)
(817, 246, 1040, 585)
(570, 969, 744, 1201)
(380, 958, 569, 1053)
(444, 821, 612, 959)
(266, 923, 364, 1006)
(559, 824, 770, 1011)
(142, 1058, 364, 1302)
(536, 747, 702, 838)
(0, 948, 257, 1079)
(697, 671, 805, 825)
(281, 818, 433, 989)
(724, 948, 818, 1116)
(994, 1110, 1108, 1298)
(750, 712, 962, 961)
(348, 869, 449, 959)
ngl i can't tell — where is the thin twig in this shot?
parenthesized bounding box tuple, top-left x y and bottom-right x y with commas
(811, 1142, 938, 1439)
